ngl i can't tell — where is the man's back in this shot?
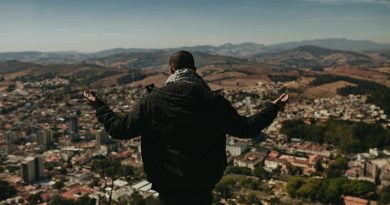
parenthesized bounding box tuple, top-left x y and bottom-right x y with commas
(141, 82, 227, 192)
(92, 80, 280, 192)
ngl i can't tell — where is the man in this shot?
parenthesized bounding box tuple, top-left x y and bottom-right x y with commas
(84, 51, 288, 205)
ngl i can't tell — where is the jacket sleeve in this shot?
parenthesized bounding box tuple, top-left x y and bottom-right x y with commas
(219, 96, 279, 138)
(92, 98, 147, 140)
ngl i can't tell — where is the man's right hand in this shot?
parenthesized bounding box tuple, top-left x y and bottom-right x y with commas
(272, 93, 289, 111)
(84, 90, 104, 109)
(84, 90, 97, 103)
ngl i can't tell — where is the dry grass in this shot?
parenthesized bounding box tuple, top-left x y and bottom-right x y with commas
(5, 69, 34, 79)
(130, 73, 169, 87)
(203, 71, 247, 82)
(324, 66, 390, 87)
(303, 80, 356, 99)
(376, 67, 390, 74)
(91, 73, 128, 88)
(209, 75, 271, 90)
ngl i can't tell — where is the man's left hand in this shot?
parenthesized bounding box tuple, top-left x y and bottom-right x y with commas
(272, 93, 289, 111)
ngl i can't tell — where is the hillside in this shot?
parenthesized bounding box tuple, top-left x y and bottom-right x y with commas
(0, 51, 273, 89)
(0, 60, 42, 73)
(269, 38, 390, 52)
(250, 46, 378, 69)
(89, 50, 261, 69)
(0, 45, 388, 91)
(172, 42, 271, 57)
(1, 38, 390, 64)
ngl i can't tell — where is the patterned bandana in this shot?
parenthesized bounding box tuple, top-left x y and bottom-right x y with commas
(165, 68, 211, 90)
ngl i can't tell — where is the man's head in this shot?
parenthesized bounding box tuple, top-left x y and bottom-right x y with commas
(169, 51, 196, 74)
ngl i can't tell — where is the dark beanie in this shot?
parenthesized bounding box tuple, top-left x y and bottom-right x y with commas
(169, 50, 196, 70)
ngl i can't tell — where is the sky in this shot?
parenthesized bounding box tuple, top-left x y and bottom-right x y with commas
(0, 0, 390, 52)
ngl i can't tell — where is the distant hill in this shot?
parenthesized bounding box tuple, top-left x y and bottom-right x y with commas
(0, 60, 42, 73)
(0, 51, 272, 89)
(1, 46, 388, 91)
(174, 39, 390, 57)
(268, 38, 390, 52)
(91, 50, 259, 70)
(172, 38, 390, 56)
(251, 45, 378, 69)
(0, 51, 88, 64)
(1, 38, 389, 63)
(89, 48, 161, 59)
(171, 42, 271, 57)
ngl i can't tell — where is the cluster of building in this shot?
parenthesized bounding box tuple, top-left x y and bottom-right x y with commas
(345, 148, 390, 187)
(281, 94, 389, 126)
(226, 136, 330, 175)
(1, 79, 390, 205)
(221, 83, 390, 204)
(24, 77, 70, 89)
(0, 83, 149, 204)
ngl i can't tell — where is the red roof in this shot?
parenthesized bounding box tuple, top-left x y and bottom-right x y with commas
(61, 187, 95, 200)
(5, 175, 23, 184)
(344, 196, 368, 205)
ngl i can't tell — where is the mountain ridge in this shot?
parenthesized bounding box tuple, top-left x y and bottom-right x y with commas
(250, 45, 381, 69)
(1, 38, 390, 63)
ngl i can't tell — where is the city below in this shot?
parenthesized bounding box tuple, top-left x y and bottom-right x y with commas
(1, 42, 390, 205)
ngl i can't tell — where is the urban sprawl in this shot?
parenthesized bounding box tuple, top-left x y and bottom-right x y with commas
(1, 78, 390, 205)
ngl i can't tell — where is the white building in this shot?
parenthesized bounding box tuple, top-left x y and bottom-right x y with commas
(131, 180, 159, 197)
(96, 128, 109, 151)
(37, 129, 52, 150)
(21, 155, 44, 183)
(226, 137, 250, 157)
(234, 151, 267, 170)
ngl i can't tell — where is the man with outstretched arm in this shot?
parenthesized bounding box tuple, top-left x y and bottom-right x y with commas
(84, 50, 288, 205)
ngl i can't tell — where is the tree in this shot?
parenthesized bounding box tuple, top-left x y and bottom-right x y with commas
(28, 193, 43, 205)
(322, 178, 344, 204)
(326, 157, 348, 179)
(0, 180, 17, 201)
(214, 176, 236, 199)
(268, 197, 281, 205)
(238, 178, 262, 191)
(379, 185, 390, 205)
(296, 178, 322, 201)
(49, 195, 95, 205)
(252, 167, 270, 179)
(129, 191, 145, 205)
(225, 166, 252, 176)
(281, 119, 390, 153)
(53, 181, 65, 190)
(323, 121, 356, 153)
(286, 176, 376, 203)
(6, 165, 19, 174)
(286, 177, 305, 198)
(121, 165, 135, 176)
(246, 193, 262, 205)
(78, 195, 96, 205)
(341, 179, 376, 199)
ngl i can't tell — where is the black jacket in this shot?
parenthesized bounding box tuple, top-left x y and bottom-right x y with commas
(93, 82, 279, 192)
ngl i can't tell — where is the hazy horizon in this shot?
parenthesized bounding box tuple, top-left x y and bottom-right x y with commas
(1, 0, 390, 52)
(0, 38, 389, 54)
